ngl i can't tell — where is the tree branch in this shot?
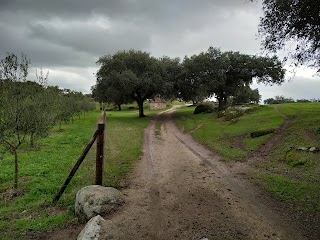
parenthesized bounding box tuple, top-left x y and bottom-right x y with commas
(0, 137, 15, 149)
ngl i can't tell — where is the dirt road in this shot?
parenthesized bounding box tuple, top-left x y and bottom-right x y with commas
(98, 107, 308, 240)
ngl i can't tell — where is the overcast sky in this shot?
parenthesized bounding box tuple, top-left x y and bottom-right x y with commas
(0, 0, 319, 102)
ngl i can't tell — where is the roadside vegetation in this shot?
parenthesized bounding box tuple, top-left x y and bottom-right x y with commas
(176, 104, 284, 160)
(0, 53, 96, 191)
(0, 103, 165, 239)
(175, 102, 320, 213)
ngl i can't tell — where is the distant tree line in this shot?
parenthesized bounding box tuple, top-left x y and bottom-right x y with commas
(93, 47, 285, 117)
(0, 53, 95, 188)
(264, 96, 320, 104)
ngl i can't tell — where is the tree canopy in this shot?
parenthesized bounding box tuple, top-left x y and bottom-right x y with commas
(177, 53, 209, 104)
(177, 47, 285, 109)
(94, 48, 285, 112)
(258, 0, 320, 71)
(95, 50, 179, 117)
(233, 86, 261, 105)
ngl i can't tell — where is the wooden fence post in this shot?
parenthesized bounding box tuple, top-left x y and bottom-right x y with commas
(53, 111, 106, 203)
(95, 124, 104, 185)
(95, 111, 106, 185)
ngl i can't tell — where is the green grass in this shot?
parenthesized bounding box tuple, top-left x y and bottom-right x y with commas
(170, 100, 185, 106)
(175, 102, 320, 212)
(258, 175, 320, 212)
(103, 110, 152, 187)
(175, 106, 215, 133)
(175, 105, 284, 160)
(0, 103, 161, 239)
(256, 104, 320, 213)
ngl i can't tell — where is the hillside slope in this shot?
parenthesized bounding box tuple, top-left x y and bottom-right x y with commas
(175, 103, 320, 233)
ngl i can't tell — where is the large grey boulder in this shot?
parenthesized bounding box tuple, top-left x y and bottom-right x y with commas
(77, 215, 106, 240)
(75, 185, 123, 222)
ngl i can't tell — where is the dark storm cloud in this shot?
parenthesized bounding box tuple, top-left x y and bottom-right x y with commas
(0, 6, 150, 67)
(0, 21, 95, 67)
(0, 0, 260, 67)
(0, 0, 317, 98)
(27, 18, 149, 58)
(0, 0, 256, 20)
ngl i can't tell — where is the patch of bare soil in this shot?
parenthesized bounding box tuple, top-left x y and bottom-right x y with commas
(231, 134, 246, 151)
(250, 106, 291, 158)
(26, 223, 84, 240)
(2, 188, 25, 202)
(97, 107, 312, 240)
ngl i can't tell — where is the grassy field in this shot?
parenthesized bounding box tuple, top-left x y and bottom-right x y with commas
(0, 103, 166, 239)
(175, 103, 320, 213)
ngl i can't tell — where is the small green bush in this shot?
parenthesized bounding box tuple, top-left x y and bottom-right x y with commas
(194, 103, 215, 115)
(250, 128, 275, 138)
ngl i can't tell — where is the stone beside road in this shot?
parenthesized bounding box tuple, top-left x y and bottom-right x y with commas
(75, 185, 123, 223)
(77, 215, 106, 240)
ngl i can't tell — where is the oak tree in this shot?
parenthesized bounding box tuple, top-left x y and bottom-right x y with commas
(96, 50, 173, 117)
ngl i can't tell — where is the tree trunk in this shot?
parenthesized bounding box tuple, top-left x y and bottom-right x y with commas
(13, 147, 18, 189)
(222, 95, 228, 109)
(217, 96, 223, 111)
(117, 104, 122, 111)
(30, 132, 35, 147)
(217, 93, 227, 111)
(137, 99, 146, 117)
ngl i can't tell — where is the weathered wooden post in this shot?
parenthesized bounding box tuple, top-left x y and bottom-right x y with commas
(53, 110, 107, 203)
(95, 111, 106, 185)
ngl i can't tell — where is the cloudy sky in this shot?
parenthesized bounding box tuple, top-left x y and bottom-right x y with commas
(0, 0, 319, 101)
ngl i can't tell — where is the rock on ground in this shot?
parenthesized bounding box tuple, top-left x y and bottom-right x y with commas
(75, 185, 123, 222)
(77, 215, 106, 240)
(309, 147, 318, 152)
